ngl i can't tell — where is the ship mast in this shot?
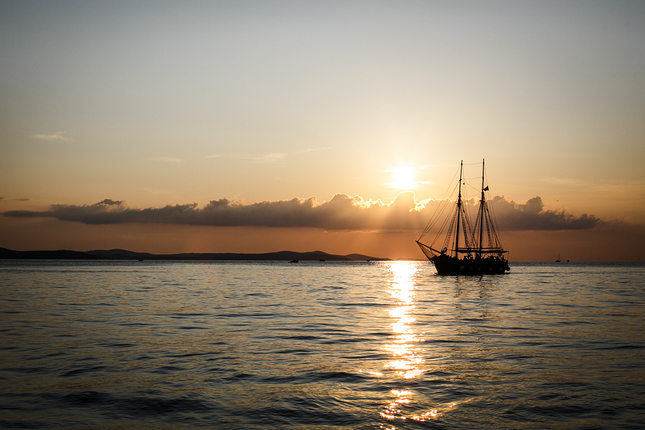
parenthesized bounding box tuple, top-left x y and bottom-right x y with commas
(454, 160, 463, 257)
(478, 159, 485, 259)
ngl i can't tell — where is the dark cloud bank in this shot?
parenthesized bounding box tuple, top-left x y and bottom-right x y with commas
(3, 193, 601, 231)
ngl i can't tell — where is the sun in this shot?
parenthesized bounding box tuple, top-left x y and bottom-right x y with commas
(391, 166, 417, 190)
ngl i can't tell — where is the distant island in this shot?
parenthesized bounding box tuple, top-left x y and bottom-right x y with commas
(0, 247, 388, 262)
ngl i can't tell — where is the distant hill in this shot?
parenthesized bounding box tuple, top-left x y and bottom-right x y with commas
(0, 247, 97, 259)
(86, 249, 157, 259)
(0, 247, 388, 261)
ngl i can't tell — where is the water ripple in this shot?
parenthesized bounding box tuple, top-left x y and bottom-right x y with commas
(0, 260, 644, 428)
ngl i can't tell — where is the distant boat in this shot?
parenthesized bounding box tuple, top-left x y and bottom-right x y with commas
(555, 254, 561, 262)
(289, 259, 299, 263)
(416, 160, 510, 275)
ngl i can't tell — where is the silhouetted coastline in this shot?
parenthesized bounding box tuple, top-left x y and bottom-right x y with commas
(0, 247, 388, 261)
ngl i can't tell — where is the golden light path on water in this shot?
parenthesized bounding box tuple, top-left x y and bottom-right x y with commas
(379, 262, 455, 427)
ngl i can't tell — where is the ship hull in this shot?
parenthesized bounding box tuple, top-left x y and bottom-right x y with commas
(431, 254, 510, 276)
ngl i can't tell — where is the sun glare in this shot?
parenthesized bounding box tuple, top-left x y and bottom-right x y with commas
(391, 166, 416, 190)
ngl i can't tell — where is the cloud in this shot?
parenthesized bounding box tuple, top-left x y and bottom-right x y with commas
(207, 148, 330, 163)
(489, 196, 601, 230)
(3, 194, 605, 232)
(254, 153, 285, 164)
(97, 199, 123, 206)
(32, 132, 71, 141)
(1, 193, 420, 229)
(0, 197, 30, 202)
(205, 153, 285, 164)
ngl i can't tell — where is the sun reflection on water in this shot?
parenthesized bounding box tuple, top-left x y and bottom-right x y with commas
(384, 262, 424, 381)
(379, 261, 455, 426)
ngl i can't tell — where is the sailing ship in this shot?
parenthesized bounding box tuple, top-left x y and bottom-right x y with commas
(416, 160, 510, 275)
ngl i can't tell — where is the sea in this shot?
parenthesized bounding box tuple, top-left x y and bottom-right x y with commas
(0, 260, 643, 429)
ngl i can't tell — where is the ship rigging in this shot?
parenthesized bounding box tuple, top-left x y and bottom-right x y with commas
(416, 160, 510, 275)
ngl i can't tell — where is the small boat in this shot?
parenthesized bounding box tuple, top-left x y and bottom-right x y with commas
(416, 160, 510, 275)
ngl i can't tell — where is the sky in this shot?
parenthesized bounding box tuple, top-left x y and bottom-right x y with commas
(1, 0, 644, 261)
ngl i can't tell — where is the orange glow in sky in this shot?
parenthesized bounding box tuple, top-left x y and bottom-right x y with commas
(1, 2, 644, 261)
